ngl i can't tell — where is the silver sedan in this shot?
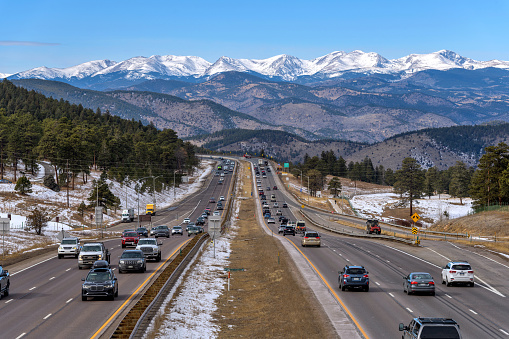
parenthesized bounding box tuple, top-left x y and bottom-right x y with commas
(403, 272, 435, 295)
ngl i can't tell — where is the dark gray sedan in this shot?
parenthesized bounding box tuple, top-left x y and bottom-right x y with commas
(403, 272, 435, 295)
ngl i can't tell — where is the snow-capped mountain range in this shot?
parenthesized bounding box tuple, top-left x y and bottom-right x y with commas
(7, 50, 509, 87)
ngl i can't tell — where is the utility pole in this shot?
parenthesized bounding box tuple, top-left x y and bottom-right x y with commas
(308, 176, 310, 203)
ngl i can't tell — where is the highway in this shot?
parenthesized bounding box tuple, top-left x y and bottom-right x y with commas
(0, 159, 235, 339)
(248, 158, 509, 339)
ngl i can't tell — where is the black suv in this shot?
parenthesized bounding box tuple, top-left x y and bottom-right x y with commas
(283, 225, 296, 236)
(81, 267, 118, 301)
(399, 318, 462, 339)
(339, 265, 369, 291)
(118, 250, 147, 273)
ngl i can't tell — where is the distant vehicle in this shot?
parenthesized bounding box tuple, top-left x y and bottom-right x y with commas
(209, 197, 216, 203)
(196, 217, 205, 225)
(283, 225, 296, 236)
(204, 207, 211, 214)
(266, 186, 271, 191)
(301, 231, 320, 247)
(213, 211, 220, 216)
(201, 212, 208, 219)
(273, 185, 277, 190)
(282, 202, 288, 208)
(58, 237, 81, 259)
(81, 266, 118, 301)
(219, 196, 225, 201)
(121, 208, 135, 222)
(122, 231, 140, 248)
(278, 224, 286, 234)
(0, 266, 10, 298)
(136, 238, 162, 261)
(0, 179, 12, 184)
(267, 217, 275, 224)
(273, 202, 279, 208)
(146, 203, 156, 216)
(153, 225, 170, 238)
(136, 227, 148, 237)
(264, 212, 271, 219)
(118, 250, 146, 273)
(183, 218, 191, 224)
(366, 219, 381, 234)
(172, 225, 183, 235)
(442, 261, 474, 287)
(275, 209, 282, 215)
(339, 265, 369, 291)
(243, 154, 251, 158)
(296, 220, 306, 233)
(403, 272, 435, 295)
(399, 317, 462, 339)
(187, 226, 201, 237)
(258, 159, 264, 166)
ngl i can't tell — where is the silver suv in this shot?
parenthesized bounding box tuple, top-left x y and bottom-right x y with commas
(441, 261, 474, 287)
(58, 237, 81, 259)
(399, 317, 462, 339)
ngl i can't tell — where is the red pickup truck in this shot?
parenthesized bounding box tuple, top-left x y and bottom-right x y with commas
(122, 231, 140, 248)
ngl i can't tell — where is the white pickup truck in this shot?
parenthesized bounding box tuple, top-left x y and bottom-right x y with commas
(58, 237, 81, 259)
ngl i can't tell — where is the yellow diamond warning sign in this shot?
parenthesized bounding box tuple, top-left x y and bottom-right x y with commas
(411, 213, 420, 223)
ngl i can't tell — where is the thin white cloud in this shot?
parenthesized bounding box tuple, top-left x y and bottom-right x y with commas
(0, 41, 60, 46)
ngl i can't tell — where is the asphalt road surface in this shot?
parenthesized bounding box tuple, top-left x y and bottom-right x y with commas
(0, 160, 235, 339)
(248, 159, 509, 339)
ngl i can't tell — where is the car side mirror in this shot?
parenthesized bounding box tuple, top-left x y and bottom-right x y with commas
(158, 242, 163, 246)
(114, 277, 118, 280)
(81, 278, 85, 281)
(399, 323, 407, 331)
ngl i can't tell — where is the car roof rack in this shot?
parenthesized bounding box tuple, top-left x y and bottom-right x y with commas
(417, 317, 458, 324)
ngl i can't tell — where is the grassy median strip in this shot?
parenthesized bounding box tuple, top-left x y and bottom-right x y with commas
(213, 161, 336, 338)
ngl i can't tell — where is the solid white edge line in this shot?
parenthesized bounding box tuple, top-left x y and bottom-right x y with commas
(15, 333, 26, 339)
(43, 313, 52, 319)
(11, 257, 55, 276)
(427, 247, 451, 261)
(500, 329, 509, 335)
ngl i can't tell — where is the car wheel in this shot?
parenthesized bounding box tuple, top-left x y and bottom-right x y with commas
(115, 288, 118, 297)
(364, 286, 369, 292)
(78, 265, 82, 270)
(4, 286, 9, 297)
(119, 270, 124, 274)
(75, 254, 79, 258)
(58, 254, 62, 259)
(167, 235, 169, 238)
(109, 294, 115, 301)
(442, 276, 445, 284)
(446, 279, 452, 287)
(406, 288, 412, 295)
(122, 244, 125, 248)
(470, 282, 475, 287)
(82, 296, 87, 301)
(341, 284, 346, 291)
(157, 254, 161, 262)
(431, 291, 435, 296)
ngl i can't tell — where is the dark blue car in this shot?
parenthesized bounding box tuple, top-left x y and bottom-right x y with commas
(339, 265, 369, 292)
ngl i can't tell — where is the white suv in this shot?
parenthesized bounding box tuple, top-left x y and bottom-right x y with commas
(442, 261, 474, 287)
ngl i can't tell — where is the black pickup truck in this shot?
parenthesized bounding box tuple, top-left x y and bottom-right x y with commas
(0, 266, 10, 299)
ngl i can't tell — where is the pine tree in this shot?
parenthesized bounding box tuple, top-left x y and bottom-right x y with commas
(424, 167, 439, 198)
(88, 172, 121, 211)
(449, 161, 471, 204)
(15, 175, 32, 195)
(394, 158, 425, 216)
(328, 176, 342, 197)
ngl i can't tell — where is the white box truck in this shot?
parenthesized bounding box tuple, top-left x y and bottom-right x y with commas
(121, 208, 135, 222)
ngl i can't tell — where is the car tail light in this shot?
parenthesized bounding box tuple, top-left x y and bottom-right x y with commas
(316, 236, 320, 239)
(450, 270, 456, 273)
(468, 271, 473, 274)
(429, 281, 435, 285)
(363, 274, 369, 278)
(411, 281, 418, 285)
(304, 237, 308, 239)
(343, 274, 350, 278)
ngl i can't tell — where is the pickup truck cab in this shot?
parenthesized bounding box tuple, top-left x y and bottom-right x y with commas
(122, 231, 140, 248)
(78, 242, 111, 270)
(136, 238, 162, 261)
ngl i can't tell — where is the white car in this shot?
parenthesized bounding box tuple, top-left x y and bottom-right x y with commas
(442, 261, 474, 287)
(183, 218, 191, 224)
(273, 202, 279, 208)
(256, 179, 261, 183)
(267, 217, 275, 224)
(213, 211, 220, 216)
(263, 203, 270, 209)
(219, 196, 225, 201)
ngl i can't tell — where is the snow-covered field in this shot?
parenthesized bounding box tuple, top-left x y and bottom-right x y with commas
(0, 160, 214, 256)
(350, 193, 473, 226)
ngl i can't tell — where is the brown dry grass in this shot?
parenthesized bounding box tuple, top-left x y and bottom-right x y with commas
(213, 162, 336, 338)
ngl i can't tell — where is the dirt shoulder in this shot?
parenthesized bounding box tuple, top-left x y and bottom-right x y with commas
(214, 161, 336, 338)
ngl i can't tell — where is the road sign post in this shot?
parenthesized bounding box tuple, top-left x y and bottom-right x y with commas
(209, 216, 221, 258)
(1, 218, 10, 261)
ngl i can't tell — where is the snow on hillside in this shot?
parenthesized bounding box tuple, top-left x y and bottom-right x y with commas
(0, 160, 214, 256)
(350, 193, 473, 226)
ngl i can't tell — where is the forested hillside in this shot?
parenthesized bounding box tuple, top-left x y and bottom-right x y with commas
(0, 79, 198, 190)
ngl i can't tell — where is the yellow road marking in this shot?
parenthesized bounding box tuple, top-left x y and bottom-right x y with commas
(90, 239, 191, 339)
(261, 213, 369, 339)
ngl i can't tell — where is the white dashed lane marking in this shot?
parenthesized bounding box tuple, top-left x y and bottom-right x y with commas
(29, 287, 36, 291)
(66, 298, 73, 303)
(43, 313, 52, 320)
(15, 333, 26, 339)
(500, 329, 509, 335)
(445, 294, 452, 299)
(49, 276, 55, 280)
(406, 308, 413, 313)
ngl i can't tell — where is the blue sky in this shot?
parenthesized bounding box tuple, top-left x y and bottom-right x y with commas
(1, 0, 508, 74)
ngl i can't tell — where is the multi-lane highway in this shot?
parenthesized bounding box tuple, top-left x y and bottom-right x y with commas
(247, 158, 509, 339)
(0, 159, 235, 339)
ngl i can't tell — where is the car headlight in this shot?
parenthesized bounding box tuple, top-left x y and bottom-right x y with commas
(98, 255, 102, 260)
(83, 284, 91, 289)
(104, 284, 113, 288)
(79, 255, 83, 260)
(72, 246, 77, 250)
(137, 260, 143, 263)
(120, 260, 125, 264)
(59, 246, 63, 250)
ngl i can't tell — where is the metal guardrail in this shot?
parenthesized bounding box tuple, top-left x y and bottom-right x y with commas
(110, 233, 209, 338)
(299, 210, 415, 245)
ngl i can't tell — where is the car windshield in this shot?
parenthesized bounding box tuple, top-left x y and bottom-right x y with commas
(412, 273, 432, 280)
(158, 226, 169, 230)
(136, 228, 146, 232)
(420, 326, 460, 338)
(173, 226, 182, 230)
(61, 239, 77, 244)
(124, 232, 138, 237)
(86, 271, 112, 282)
(346, 268, 366, 275)
(82, 245, 101, 252)
(121, 252, 143, 258)
(138, 239, 156, 245)
(452, 264, 471, 270)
